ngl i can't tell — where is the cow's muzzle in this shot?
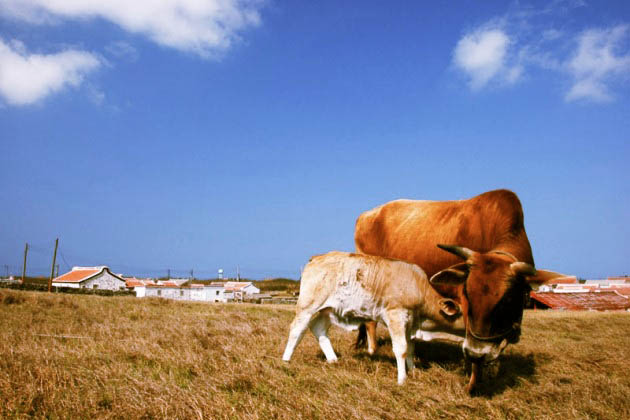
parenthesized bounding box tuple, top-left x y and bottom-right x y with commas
(467, 322, 521, 344)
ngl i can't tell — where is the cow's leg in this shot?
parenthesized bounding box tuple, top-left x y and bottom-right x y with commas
(385, 309, 412, 385)
(355, 323, 367, 349)
(282, 310, 314, 361)
(309, 310, 337, 362)
(365, 321, 378, 355)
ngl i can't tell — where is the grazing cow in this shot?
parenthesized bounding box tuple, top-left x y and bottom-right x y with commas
(354, 189, 561, 353)
(354, 189, 563, 392)
(428, 244, 551, 392)
(282, 251, 466, 385)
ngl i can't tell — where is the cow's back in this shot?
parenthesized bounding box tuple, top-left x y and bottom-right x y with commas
(354, 189, 534, 277)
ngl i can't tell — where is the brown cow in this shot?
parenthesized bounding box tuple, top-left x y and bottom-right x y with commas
(354, 189, 562, 391)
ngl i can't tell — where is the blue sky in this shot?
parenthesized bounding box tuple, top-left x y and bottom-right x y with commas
(1, 0, 629, 280)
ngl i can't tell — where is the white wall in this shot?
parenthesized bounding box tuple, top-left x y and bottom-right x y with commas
(145, 287, 191, 300)
(52, 281, 81, 289)
(82, 271, 126, 291)
(190, 287, 205, 301)
(205, 286, 226, 302)
(134, 286, 146, 297)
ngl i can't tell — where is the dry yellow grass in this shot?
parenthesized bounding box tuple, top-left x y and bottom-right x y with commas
(1, 289, 629, 419)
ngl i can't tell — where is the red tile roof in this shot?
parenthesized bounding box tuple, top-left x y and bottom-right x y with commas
(224, 281, 255, 291)
(125, 279, 154, 287)
(531, 291, 630, 311)
(145, 281, 180, 288)
(54, 267, 104, 283)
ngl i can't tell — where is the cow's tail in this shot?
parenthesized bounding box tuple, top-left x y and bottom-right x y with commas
(355, 323, 367, 349)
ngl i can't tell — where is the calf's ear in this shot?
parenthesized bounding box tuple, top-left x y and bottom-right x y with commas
(439, 298, 461, 317)
(430, 263, 468, 286)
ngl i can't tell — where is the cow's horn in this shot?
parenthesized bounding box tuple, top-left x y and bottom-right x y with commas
(437, 244, 474, 260)
(510, 262, 536, 277)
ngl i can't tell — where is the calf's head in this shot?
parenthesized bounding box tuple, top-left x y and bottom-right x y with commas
(429, 244, 546, 364)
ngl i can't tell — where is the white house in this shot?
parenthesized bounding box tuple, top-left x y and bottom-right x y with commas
(189, 284, 205, 301)
(124, 277, 156, 297)
(143, 281, 188, 300)
(128, 279, 261, 303)
(205, 283, 227, 302)
(169, 278, 191, 286)
(52, 266, 126, 291)
(224, 281, 260, 296)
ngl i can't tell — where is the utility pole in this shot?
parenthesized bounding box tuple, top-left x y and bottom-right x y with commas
(21, 243, 28, 284)
(48, 238, 59, 292)
(167, 269, 171, 280)
(190, 269, 194, 280)
(237, 265, 240, 281)
(55, 264, 59, 278)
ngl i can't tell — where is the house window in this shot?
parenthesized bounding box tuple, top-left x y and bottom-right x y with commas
(157, 290, 162, 296)
(180, 290, 184, 296)
(216, 291, 220, 295)
(93, 285, 99, 289)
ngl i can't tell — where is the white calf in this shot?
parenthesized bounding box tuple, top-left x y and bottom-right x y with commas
(282, 251, 464, 385)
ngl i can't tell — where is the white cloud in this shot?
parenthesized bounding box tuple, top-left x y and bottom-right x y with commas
(452, 3, 630, 104)
(452, 28, 521, 90)
(0, 0, 264, 58)
(0, 38, 101, 106)
(565, 25, 630, 103)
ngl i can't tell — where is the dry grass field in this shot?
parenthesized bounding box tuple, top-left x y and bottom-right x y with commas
(1, 289, 629, 419)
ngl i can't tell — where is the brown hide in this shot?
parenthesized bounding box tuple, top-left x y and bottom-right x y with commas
(354, 189, 535, 278)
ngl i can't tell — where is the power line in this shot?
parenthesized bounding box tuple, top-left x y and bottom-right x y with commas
(58, 249, 72, 271)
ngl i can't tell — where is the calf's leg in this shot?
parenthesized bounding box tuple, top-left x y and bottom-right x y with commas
(282, 311, 314, 361)
(309, 310, 337, 362)
(385, 309, 412, 385)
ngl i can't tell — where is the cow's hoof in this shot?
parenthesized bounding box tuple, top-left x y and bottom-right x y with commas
(465, 383, 475, 395)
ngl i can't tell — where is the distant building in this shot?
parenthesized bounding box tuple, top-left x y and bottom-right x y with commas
(52, 266, 126, 291)
(530, 291, 630, 311)
(140, 282, 207, 301)
(189, 284, 205, 301)
(168, 278, 190, 286)
(534, 273, 630, 299)
(133, 280, 261, 303)
(0, 276, 20, 285)
(536, 276, 578, 292)
(124, 277, 156, 297)
(223, 281, 260, 301)
(206, 283, 227, 302)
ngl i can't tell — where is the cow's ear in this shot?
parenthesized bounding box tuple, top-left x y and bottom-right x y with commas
(430, 263, 469, 286)
(524, 268, 569, 291)
(439, 298, 461, 317)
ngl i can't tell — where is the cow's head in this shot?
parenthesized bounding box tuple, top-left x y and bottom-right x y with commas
(429, 244, 547, 364)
